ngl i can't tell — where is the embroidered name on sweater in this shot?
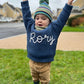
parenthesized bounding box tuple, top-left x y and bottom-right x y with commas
(30, 32, 55, 45)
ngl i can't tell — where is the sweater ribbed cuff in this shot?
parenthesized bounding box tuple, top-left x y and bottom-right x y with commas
(21, 1, 29, 7)
(64, 3, 73, 11)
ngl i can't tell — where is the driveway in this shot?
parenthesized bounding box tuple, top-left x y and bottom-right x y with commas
(0, 32, 84, 51)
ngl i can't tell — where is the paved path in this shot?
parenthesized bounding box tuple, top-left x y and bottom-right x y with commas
(0, 22, 26, 39)
(0, 32, 84, 51)
(57, 32, 84, 51)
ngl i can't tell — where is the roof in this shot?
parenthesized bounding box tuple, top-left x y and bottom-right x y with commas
(0, 14, 3, 17)
(0, 5, 3, 8)
(6, 2, 19, 12)
(73, 0, 84, 8)
(16, 7, 22, 12)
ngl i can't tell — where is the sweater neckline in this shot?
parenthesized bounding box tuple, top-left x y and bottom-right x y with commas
(32, 24, 51, 33)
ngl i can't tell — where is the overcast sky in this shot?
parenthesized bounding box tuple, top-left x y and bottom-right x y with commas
(0, 0, 76, 12)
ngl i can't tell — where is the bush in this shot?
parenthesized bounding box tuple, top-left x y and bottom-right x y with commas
(68, 17, 77, 26)
(68, 14, 84, 27)
(79, 22, 84, 27)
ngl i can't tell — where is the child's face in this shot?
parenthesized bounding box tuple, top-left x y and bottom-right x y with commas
(35, 14, 50, 28)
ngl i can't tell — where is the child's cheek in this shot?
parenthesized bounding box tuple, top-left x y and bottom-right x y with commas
(35, 21, 37, 26)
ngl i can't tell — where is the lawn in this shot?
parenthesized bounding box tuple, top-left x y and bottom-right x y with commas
(0, 49, 84, 84)
(62, 26, 84, 32)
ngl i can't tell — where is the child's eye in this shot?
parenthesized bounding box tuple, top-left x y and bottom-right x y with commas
(42, 18, 46, 20)
(35, 17, 39, 20)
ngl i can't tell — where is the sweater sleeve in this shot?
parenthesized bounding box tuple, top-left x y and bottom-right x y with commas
(52, 4, 73, 34)
(21, 1, 34, 31)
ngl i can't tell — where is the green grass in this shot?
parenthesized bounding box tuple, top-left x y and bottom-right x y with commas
(62, 26, 84, 32)
(0, 49, 84, 84)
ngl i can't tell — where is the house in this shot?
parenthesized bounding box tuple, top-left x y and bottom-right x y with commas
(57, 0, 84, 17)
(71, 0, 84, 17)
(73, 0, 84, 8)
(0, 5, 4, 17)
(0, 2, 22, 20)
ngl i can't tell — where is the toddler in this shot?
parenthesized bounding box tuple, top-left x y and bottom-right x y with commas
(21, 0, 74, 84)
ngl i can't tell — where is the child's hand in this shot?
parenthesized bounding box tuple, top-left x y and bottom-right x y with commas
(67, 0, 74, 5)
(22, 0, 28, 1)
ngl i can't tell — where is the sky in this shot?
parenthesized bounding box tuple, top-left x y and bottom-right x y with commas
(0, 0, 76, 12)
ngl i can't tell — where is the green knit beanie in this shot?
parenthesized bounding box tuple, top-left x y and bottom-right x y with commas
(34, 0, 53, 22)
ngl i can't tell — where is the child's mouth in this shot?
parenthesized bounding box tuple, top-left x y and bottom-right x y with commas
(38, 24, 43, 26)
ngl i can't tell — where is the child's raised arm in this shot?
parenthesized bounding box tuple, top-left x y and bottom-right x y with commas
(67, 0, 74, 5)
(21, 0, 34, 31)
(52, 0, 73, 34)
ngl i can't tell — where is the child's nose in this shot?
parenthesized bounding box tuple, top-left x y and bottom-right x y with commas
(38, 19, 42, 22)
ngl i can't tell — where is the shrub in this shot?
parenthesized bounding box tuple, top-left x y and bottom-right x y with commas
(67, 17, 77, 26)
(79, 22, 84, 27)
(67, 14, 84, 27)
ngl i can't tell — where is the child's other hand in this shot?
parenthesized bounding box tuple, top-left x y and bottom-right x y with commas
(22, 0, 28, 1)
(67, 0, 74, 5)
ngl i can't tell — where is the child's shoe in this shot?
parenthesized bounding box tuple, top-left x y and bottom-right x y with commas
(34, 81, 39, 84)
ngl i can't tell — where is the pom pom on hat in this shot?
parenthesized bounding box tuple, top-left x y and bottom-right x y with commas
(40, 0, 49, 4)
(34, 0, 53, 22)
